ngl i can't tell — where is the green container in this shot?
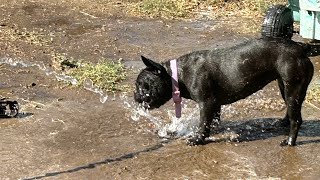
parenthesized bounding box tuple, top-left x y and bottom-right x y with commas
(300, 0, 320, 11)
(300, 10, 320, 40)
(299, 0, 320, 40)
(288, 0, 300, 21)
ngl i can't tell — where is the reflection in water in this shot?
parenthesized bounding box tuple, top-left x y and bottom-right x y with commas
(0, 57, 78, 85)
(278, 148, 305, 179)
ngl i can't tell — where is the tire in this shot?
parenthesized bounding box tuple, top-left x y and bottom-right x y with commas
(261, 5, 294, 39)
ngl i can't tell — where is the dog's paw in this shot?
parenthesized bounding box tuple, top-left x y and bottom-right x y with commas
(280, 139, 289, 146)
(186, 136, 205, 146)
(280, 138, 296, 146)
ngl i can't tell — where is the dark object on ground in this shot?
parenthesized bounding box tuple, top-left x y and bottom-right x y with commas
(134, 37, 314, 147)
(261, 5, 294, 39)
(261, 3, 320, 56)
(306, 40, 320, 57)
(0, 99, 19, 118)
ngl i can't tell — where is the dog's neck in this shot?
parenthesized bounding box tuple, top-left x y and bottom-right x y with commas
(170, 59, 182, 118)
(163, 59, 192, 100)
(170, 59, 180, 98)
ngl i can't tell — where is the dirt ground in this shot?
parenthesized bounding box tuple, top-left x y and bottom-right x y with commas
(1, 1, 320, 179)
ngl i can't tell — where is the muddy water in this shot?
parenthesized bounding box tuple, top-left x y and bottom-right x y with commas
(0, 1, 320, 179)
(1, 56, 319, 180)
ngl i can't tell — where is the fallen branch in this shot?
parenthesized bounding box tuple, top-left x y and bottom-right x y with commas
(80, 11, 98, 19)
(306, 101, 320, 111)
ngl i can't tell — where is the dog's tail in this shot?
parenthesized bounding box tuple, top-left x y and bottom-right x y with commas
(298, 41, 320, 57)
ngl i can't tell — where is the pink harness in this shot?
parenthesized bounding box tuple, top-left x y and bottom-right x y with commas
(170, 59, 182, 118)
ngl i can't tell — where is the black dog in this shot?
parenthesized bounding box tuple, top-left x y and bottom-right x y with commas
(134, 37, 314, 146)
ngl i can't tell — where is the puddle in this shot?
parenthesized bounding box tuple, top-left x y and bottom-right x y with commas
(1, 2, 320, 179)
(0, 57, 78, 85)
(127, 100, 200, 138)
(4, 51, 317, 179)
(0, 57, 111, 102)
(122, 87, 285, 142)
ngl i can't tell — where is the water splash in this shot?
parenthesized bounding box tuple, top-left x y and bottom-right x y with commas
(0, 57, 113, 103)
(122, 95, 241, 139)
(122, 90, 279, 140)
(120, 95, 198, 138)
(0, 57, 78, 85)
(0, 57, 135, 104)
(157, 108, 200, 138)
(83, 78, 108, 103)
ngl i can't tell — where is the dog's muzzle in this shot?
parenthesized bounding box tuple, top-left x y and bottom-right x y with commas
(134, 90, 152, 108)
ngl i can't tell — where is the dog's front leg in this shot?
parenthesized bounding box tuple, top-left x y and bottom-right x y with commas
(187, 101, 221, 146)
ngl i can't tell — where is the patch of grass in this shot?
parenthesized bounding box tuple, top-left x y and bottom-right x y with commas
(203, 0, 286, 18)
(133, 0, 286, 33)
(203, 0, 287, 33)
(68, 59, 129, 92)
(307, 83, 320, 103)
(136, 0, 199, 18)
(135, 0, 286, 19)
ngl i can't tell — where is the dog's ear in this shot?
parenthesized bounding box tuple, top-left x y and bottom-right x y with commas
(141, 55, 166, 74)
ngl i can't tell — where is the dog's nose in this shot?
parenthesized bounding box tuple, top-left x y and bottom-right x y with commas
(143, 94, 151, 103)
(134, 91, 143, 103)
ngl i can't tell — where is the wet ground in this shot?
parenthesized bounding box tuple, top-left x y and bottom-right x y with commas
(0, 1, 320, 179)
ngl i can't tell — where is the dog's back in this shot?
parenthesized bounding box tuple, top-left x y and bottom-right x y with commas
(177, 38, 313, 105)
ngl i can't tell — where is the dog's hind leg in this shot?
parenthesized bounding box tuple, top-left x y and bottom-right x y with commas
(277, 79, 290, 127)
(280, 89, 303, 146)
(280, 60, 313, 146)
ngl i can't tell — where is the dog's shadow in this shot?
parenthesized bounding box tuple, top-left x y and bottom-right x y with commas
(206, 118, 320, 145)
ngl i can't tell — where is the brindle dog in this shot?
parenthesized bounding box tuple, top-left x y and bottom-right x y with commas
(134, 37, 314, 146)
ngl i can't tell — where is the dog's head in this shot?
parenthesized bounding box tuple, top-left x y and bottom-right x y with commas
(134, 56, 172, 109)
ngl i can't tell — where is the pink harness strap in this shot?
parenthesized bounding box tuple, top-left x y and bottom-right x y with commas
(170, 59, 182, 118)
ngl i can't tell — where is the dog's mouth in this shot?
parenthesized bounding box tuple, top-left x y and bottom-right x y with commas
(134, 91, 161, 110)
(136, 100, 155, 110)
(134, 91, 151, 109)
